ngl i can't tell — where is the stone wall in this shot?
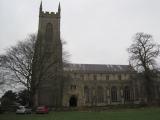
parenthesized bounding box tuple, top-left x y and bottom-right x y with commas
(62, 71, 142, 107)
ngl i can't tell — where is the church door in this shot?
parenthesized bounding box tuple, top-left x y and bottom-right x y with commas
(69, 95, 77, 107)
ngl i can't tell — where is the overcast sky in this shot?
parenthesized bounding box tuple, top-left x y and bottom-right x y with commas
(0, 0, 160, 65)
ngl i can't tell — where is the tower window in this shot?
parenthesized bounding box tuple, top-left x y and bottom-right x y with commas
(45, 23, 53, 40)
(45, 23, 53, 52)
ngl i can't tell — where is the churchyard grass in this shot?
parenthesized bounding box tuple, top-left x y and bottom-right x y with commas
(1, 107, 160, 120)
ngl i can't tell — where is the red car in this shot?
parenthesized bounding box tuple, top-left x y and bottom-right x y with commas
(36, 106, 49, 114)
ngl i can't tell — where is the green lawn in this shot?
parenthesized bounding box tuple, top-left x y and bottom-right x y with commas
(1, 108, 160, 120)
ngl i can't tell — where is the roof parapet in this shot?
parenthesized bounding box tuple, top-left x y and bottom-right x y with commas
(39, 1, 60, 18)
(39, 11, 60, 18)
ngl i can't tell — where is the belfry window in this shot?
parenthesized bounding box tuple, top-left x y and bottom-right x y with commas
(45, 23, 53, 52)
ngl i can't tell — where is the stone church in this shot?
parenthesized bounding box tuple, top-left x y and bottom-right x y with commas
(32, 2, 160, 108)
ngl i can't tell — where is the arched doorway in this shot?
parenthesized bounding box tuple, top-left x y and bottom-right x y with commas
(69, 95, 77, 107)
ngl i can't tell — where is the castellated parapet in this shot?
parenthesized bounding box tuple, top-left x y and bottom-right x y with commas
(40, 11, 60, 18)
(39, 1, 61, 18)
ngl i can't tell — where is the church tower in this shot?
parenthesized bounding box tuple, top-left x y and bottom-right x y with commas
(32, 2, 63, 107)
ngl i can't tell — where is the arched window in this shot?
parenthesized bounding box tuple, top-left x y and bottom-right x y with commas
(105, 87, 109, 103)
(134, 85, 139, 100)
(106, 75, 109, 80)
(91, 87, 96, 104)
(124, 86, 130, 101)
(118, 74, 121, 80)
(111, 86, 117, 102)
(97, 86, 104, 103)
(80, 74, 84, 80)
(45, 23, 53, 52)
(84, 86, 90, 103)
(93, 74, 97, 80)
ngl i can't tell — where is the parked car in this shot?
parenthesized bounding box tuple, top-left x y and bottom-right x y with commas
(16, 106, 32, 114)
(36, 106, 49, 114)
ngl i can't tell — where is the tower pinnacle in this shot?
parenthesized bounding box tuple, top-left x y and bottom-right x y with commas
(40, 1, 43, 13)
(58, 2, 61, 13)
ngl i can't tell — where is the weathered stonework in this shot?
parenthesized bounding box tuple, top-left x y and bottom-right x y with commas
(32, 2, 63, 107)
(32, 2, 160, 108)
(62, 64, 139, 107)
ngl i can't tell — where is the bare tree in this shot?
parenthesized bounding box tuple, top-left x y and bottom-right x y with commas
(0, 34, 36, 92)
(0, 34, 36, 105)
(0, 35, 34, 94)
(128, 32, 160, 102)
(0, 33, 70, 106)
(0, 69, 15, 96)
(0, 72, 5, 95)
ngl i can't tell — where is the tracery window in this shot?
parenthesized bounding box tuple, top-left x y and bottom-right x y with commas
(93, 74, 97, 80)
(106, 75, 109, 80)
(97, 86, 104, 103)
(124, 86, 130, 101)
(70, 85, 76, 90)
(80, 74, 84, 80)
(45, 23, 53, 52)
(111, 86, 117, 102)
(118, 74, 121, 80)
(84, 86, 90, 103)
